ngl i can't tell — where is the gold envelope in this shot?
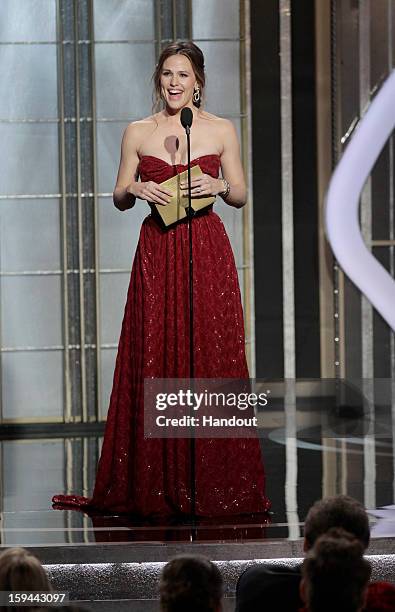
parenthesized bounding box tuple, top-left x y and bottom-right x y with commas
(154, 165, 215, 227)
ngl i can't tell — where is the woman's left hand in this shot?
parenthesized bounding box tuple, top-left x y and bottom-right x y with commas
(180, 174, 224, 197)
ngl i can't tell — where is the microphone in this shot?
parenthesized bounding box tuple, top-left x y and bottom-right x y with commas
(180, 106, 195, 524)
(181, 107, 193, 132)
(180, 107, 193, 219)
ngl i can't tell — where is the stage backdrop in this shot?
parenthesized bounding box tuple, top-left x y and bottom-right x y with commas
(252, 0, 395, 384)
(1, 0, 394, 431)
(0, 0, 254, 423)
(251, 0, 395, 517)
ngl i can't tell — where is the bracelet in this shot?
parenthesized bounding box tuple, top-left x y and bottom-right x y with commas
(219, 178, 230, 199)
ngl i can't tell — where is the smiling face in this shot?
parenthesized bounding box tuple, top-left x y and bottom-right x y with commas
(160, 54, 197, 110)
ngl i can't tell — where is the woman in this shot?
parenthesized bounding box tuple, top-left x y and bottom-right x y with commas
(0, 547, 51, 612)
(160, 554, 223, 612)
(53, 41, 270, 518)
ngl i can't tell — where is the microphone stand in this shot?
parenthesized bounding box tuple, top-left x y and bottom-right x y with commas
(184, 122, 197, 536)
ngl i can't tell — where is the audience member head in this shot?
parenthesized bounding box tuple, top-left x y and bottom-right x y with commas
(304, 495, 370, 551)
(0, 547, 51, 612)
(301, 527, 371, 612)
(159, 554, 223, 612)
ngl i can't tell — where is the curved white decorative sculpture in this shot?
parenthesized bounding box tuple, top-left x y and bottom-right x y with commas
(325, 70, 395, 332)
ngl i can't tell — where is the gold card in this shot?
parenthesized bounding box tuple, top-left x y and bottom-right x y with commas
(154, 165, 215, 227)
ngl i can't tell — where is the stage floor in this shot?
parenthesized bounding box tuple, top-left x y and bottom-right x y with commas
(1, 392, 395, 609)
(1, 388, 394, 548)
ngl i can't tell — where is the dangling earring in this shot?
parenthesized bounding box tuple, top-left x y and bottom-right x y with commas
(193, 85, 201, 104)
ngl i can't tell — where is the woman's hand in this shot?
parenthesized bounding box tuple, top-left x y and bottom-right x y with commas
(127, 181, 173, 206)
(180, 174, 224, 197)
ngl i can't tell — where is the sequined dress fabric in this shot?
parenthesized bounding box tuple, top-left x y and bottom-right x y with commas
(52, 154, 270, 517)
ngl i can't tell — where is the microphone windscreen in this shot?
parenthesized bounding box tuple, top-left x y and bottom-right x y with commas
(181, 107, 193, 129)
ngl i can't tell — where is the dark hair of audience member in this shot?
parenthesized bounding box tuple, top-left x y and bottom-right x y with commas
(159, 554, 223, 612)
(304, 495, 370, 550)
(301, 527, 371, 612)
(0, 547, 51, 612)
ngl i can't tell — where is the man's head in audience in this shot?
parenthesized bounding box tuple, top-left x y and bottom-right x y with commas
(159, 554, 223, 612)
(303, 495, 370, 552)
(301, 527, 371, 612)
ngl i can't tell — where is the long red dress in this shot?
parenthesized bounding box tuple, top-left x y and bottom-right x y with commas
(52, 153, 270, 517)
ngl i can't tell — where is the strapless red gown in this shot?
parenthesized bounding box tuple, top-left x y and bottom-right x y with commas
(52, 154, 270, 517)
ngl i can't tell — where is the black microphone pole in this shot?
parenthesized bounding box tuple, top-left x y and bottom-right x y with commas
(180, 107, 196, 533)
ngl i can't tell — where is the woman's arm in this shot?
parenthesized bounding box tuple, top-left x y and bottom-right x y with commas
(113, 122, 141, 211)
(179, 119, 247, 207)
(218, 119, 247, 209)
(113, 121, 173, 211)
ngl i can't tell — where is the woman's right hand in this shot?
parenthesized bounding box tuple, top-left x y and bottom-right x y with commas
(127, 181, 172, 206)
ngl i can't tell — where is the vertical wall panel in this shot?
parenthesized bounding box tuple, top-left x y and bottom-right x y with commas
(315, 0, 334, 378)
(370, 1, 393, 384)
(292, 0, 320, 378)
(251, 0, 283, 378)
(335, 0, 362, 381)
(93, 0, 156, 419)
(57, 0, 99, 421)
(0, 1, 62, 422)
(280, 0, 296, 380)
(252, 0, 319, 379)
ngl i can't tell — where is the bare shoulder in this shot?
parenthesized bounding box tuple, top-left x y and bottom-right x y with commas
(199, 112, 236, 151)
(122, 115, 159, 151)
(201, 111, 236, 140)
(200, 111, 234, 131)
(217, 117, 237, 138)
